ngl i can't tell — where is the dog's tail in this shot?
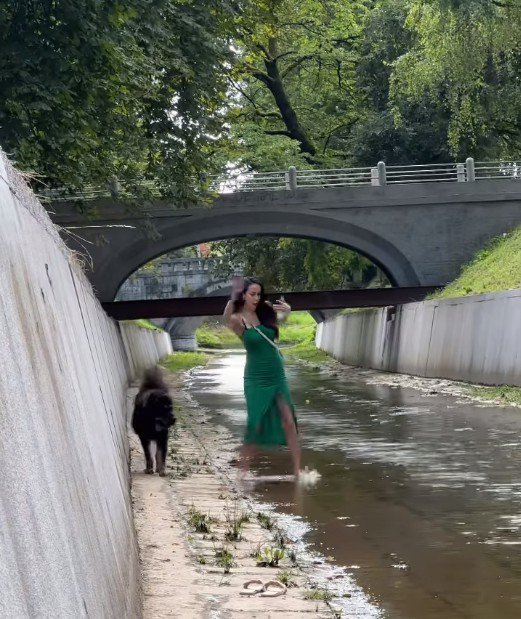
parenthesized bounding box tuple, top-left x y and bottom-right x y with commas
(140, 366, 167, 391)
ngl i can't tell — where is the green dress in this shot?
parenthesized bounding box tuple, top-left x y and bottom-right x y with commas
(242, 324, 297, 446)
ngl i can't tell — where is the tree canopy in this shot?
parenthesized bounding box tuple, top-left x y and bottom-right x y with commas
(2, 0, 520, 199)
(0, 0, 232, 200)
(390, 0, 521, 158)
(207, 236, 389, 292)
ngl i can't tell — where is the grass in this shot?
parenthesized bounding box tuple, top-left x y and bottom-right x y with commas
(340, 307, 374, 315)
(215, 547, 235, 573)
(125, 318, 163, 330)
(272, 529, 288, 549)
(303, 588, 334, 602)
(467, 385, 521, 407)
(188, 507, 213, 534)
(224, 507, 250, 542)
(257, 512, 275, 530)
(277, 311, 334, 364)
(278, 569, 298, 587)
(278, 311, 316, 344)
(430, 227, 521, 299)
(195, 321, 241, 349)
(162, 351, 209, 372)
(283, 339, 332, 364)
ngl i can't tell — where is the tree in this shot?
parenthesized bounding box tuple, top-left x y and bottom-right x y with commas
(0, 0, 232, 201)
(208, 237, 387, 291)
(225, 0, 368, 169)
(344, 0, 453, 165)
(390, 0, 521, 157)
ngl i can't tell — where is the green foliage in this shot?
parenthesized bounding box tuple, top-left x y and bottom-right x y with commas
(227, 0, 368, 165)
(390, 0, 521, 156)
(279, 312, 316, 344)
(256, 546, 285, 567)
(128, 319, 163, 331)
(0, 0, 232, 199)
(430, 227, 521, 299)
(224, 508, 250, 542)
(195, 322, 241, 349)
(209, 237, 386, 292)
(283, 339, 332, 364)
(257, 512, 275, 530)
(351, 0, 452, 164)
(162, 352, 209, 373)
(188, 507, 213, 534)
(8, 0, 518, 208)
(277, 569, 298, 587)
(214, 547, 235, 573)
(303, 588, 334, 602)
(467, 385, 521, 407)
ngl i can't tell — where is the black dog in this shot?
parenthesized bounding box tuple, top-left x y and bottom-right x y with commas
(132, 367, 175, 476)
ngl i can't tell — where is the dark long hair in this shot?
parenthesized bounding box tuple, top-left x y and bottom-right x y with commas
(233, 276, 279, 337)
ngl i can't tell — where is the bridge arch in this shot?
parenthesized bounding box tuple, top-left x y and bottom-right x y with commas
(97, 210, 420, 301)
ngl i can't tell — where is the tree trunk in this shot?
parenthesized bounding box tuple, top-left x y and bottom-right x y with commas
(254, 38, 317, 157)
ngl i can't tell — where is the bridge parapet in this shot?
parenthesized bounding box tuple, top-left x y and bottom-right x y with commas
(40, 158, 520, 202)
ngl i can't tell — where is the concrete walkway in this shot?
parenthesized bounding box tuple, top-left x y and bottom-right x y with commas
(129, 376, 334, 618)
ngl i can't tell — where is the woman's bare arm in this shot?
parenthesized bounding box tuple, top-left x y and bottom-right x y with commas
(223, 301, 244, 336)
(228, 313, 245, 336)
(223, 300, 234, 324)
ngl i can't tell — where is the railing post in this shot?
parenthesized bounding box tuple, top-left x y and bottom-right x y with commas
(370, 167, 379, 186)
(377, 161, 387, 186)
(465, 157, 475, 182)
(288, 166, 297, 191)
(456, 163, 465, 182)
(108, 176, 121, 197)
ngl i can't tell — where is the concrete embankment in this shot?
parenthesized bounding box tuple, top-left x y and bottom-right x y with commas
(316, 289, 521, 386)
(0, 151, 170, 617)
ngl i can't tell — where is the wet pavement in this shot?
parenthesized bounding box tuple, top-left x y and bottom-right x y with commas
(187, 352, 521, 619)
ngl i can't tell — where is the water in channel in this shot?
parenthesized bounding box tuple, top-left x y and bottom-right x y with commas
(187, 351, 521, 619)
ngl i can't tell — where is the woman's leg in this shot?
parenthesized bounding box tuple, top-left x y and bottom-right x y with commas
(278, 398, 301, 477)
(239, 442, 257, 475)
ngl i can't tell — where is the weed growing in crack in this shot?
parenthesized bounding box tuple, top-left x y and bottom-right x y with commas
(273, 528, 288, 548)
(257, 511, 274, 530)
(303, 588, 334, 602)
(215, 547, 235, 574)
(249, 542, 262, 558)
(188, 506, 213, 534)
(256, 546, 285, 567)
(277, 569, 299, 587)
(224, 505, 250, 542)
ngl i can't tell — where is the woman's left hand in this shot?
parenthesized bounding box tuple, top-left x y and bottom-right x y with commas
(273, 298, 291, 314)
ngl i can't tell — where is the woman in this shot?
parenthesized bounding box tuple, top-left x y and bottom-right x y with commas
(223, 276, 301, 479)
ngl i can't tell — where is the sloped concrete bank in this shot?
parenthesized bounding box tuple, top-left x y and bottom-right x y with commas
(316, 289, 521, 386)
(0, 151, 171, 618)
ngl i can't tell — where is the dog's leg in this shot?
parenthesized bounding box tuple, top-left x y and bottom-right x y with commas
(140, 437, 154, 474)
(155, 432, 168, 477)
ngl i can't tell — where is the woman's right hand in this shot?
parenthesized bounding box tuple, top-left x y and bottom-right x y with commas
(231, 275, 244, 301)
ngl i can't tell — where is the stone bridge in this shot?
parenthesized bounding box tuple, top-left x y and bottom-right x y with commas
(49, 177, 521, 302)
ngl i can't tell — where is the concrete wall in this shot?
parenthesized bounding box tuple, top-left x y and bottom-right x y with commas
(120, 322, 172, 377)
(316, 289, 521, 386)
(117, 256, 216, 301)
(0, 151, 171, 618)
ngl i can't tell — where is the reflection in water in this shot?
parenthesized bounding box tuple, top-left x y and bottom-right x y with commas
(188, 353, 521, 619)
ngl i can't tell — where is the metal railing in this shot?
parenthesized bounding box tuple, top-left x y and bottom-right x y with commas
(40, 157, 521, 202)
